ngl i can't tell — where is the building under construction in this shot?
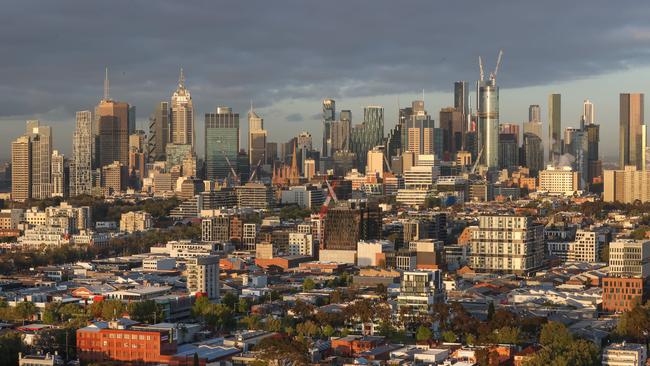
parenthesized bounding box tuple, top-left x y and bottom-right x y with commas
(322, 200, 382, 250)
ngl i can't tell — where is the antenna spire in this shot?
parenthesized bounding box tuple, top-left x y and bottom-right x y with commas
(250, 99, 254, 113)
(178, 67, 185, 88)
(103, 67, 110, 101)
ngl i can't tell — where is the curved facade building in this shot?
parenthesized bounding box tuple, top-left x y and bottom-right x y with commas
(477, 79, 499, 168)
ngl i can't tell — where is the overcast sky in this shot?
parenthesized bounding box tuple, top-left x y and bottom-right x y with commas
(2, 0, 650, 161)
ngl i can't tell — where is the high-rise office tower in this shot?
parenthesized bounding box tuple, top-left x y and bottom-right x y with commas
(27, 121, 52, 199)
(248, 108, 267, 168)
(522, 132, 544, 176)
(51, 150, 65, 198)
(548, 93, 562, 163)
(265, 142, 278, 165)
(585, 122, 601, 185)
(498, 131, 518, 169)
(95, 69, 130, 168)
(439, 107, 464, 158)
(350, 106, 384, 171)
(11, 135, 31, 202)
(401, 101, 435, 158)
(619, 93, 645, 170)
(330, 110, 351, 154)
(297, 131, 313, 170)
(454, 81, 469, 117)
(149, 101, 169, 161)
(169, 69, 194, 148)
(529, 104, 541, 123)
(71, 110, 93, 196)
(583, 99, 594, 124)
(128, 106, 136, 135)
(205, 107, 240, 180)
(477, 78, 499, 168)
(322, 99, 335, 157)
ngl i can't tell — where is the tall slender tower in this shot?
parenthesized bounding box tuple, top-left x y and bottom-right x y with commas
(71, 110, 93, 196)
(51, 150, 65, 198)
(11, 135, 31, 202)
(322, 99, 336, 157)
(477, 76, 499, 168)
(583, 99, 594, 124)
(619, 93, 645, 170)
(205, 107, 240, 180)
(95, 68, 130, 168)
(169, 68, 194, 149)
(27, 121, 52, 199)
(248, 105, 266, 166)
(548, 94, 562, 163)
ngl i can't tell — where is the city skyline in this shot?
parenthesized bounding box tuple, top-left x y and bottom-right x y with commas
(2, 1, 650, 161)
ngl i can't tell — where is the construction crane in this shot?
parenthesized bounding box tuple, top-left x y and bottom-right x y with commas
(383, 153, 393, 174)
(221, 151, 240, 186)
(319, 179, 338, 219)
(490, 49, 503, 81)
(470, 147, 484, 174)
(479, 56, 485, 82)
(248, 158, 264, 182)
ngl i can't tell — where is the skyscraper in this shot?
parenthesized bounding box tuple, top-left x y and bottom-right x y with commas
(71, 110, 93, 196)
(548, 94, 562, 163)
(169, 69, 194, 148)
(11, 135, 31, 202)
(248, 107, 266, 167)
(528, 104, 541, 123)
(51, 150, 65, 198)
(522, 132, 544, 176)
(439, 107, 464, 158)
(619, 93, 645, 170)
(148, 101, 169, 161)
(583, 99, 594, 124)
(322, 99, 335, 157)
(477, 78, 499, 168)
(454, 81, 469, 117)
(330, 110, 351, 154)
(95, 70, 130, 168)
(350, 106, 384, 171)
(27, 121, 52, 199)
(205, 107, 240, 180)
(402, 101, 435, 158)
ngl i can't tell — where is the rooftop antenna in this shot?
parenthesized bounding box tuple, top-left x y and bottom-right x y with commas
(103, 67, 110, 101)
(178, 67, 185, 88)
(250, 99, 254, 113)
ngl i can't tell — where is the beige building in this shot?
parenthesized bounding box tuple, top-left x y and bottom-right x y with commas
(609, 239, 650, 278)
(11, 135, 31, 202)
(120, 211, 153, 233)
(567, 230, 600, 263)
(602, 342, 647, 366)
(186, 255, 220, 300)
(538, 165, 579, 195)
(469, 215, 545, 275)
(604, 166, 650, 203)
(366, 147, 384, 178)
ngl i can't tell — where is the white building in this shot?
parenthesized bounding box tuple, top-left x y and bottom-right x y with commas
(602, 342, 647, 366)
(609, 239, 650, 278)
(280, 185, 325, 209)
(397, 270, 445, 317)
(150, 240, 219, 258)
(538, 165, 579, 195)
(567, 230, 600, 263)
(288, 232, 314, 257)
(186, 255, 220, 300)
(142, 257, 177, 271)
(357, 240, 394, 267)
(242, 223, 258, 252)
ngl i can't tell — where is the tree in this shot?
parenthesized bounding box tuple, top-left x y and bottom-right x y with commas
(441, 330, 457, 343)
(415, 325, 433, 342)
(127, 300, 164, 324)
(99, 300, 126, 320)
(302, 278, 316, 291)
(241, 315, 262, 330)
(615, 304, 650, 342)
(14, 301, 36, 324)
(491, 326, 521, 345)
(526, 322, 600, 366)
(0, 332, 26, 366)
(487, 301, 495, 321)
(264, 317, 282, 332)
(254, 337, 310, 366)
(296, 320, 320, 338)
(237, 297, 251, 314)
(221, 292, 238, 310)
(322, 324, 335, 338)
(43, 301, 62, 324)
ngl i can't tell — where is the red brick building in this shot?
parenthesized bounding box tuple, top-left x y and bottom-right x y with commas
(331, 335, 386, 357)
(77, 321, 204, 365)
(602, 276, 646, 312)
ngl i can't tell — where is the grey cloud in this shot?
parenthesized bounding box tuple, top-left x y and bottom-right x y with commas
(285, 113, 304, 122)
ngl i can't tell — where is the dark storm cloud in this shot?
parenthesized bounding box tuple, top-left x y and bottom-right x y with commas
(1, 0, 650, 146)
(285, 113, 304, 123)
